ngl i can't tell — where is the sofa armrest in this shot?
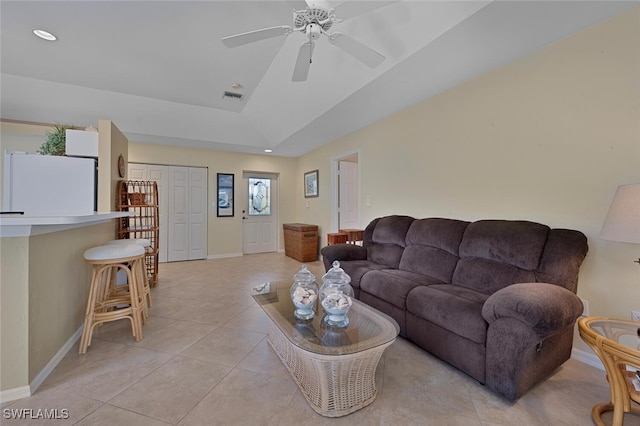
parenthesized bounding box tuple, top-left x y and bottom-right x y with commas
(482, 283, 583, 334)
(320, 244, 367, 270)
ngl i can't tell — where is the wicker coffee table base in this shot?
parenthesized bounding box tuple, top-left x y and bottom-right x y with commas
(267, 324, 393, 417)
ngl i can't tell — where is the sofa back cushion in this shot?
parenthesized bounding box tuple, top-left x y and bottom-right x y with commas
(452, 220, 550, 294)
(399, 218, 469, 283)
(535, 228, 588, 293)
(364, 215, 414, 269)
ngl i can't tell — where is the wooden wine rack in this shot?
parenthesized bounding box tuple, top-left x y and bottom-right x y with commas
(117, 180, 159, 286)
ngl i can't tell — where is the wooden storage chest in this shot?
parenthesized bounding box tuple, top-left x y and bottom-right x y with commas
(283, 223, 318, 262)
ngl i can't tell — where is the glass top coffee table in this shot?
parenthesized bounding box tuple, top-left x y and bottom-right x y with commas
(578, 317, 640, 426)
(251, 280, 399, 417)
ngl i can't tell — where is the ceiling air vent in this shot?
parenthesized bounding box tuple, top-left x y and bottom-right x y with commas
(222, 91, 243, 101)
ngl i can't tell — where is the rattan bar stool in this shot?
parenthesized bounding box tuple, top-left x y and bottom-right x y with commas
(104, 238, 153, 318)
(79, 244, 146, 354)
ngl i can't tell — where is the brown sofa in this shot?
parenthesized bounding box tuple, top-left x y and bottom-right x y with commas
(320, 215, 588, 401)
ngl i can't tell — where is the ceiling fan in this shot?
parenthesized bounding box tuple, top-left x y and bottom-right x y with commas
(221, 0, 386, 82)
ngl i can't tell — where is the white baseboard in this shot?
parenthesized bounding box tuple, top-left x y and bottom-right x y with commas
(0, 386, 30, 404)
(207, 251, 288, 259)
(571, 347, 604, 371)
(207, 253, 243, 260)
(0, 326, 82, 404)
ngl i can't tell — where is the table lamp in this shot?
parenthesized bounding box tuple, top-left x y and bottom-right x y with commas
(600, 183, 640, 266)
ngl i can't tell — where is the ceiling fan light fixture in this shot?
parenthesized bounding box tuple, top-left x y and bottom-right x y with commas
(306, 23, 322, 40)
(33, 29, 57, 41)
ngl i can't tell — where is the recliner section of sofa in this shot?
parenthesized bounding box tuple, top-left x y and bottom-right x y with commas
(321, 215, 588, 401)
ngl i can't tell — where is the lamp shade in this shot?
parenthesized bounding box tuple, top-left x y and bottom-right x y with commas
(600, 183, 640, 244)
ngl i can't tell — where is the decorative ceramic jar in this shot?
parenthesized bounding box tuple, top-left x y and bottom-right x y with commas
(319, 261, 354, 327)
(290, 265, 318, 320)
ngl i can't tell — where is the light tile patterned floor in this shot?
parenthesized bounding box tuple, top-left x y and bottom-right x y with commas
(3, 252, 639, 425)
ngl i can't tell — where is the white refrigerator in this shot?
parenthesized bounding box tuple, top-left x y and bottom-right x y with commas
(3, 152, 97, 215)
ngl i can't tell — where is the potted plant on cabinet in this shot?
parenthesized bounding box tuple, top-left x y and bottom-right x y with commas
(37, 124, 76, 155)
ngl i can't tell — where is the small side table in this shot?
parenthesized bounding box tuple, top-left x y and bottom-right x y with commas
(327, 232, 348, 245)
(578, 317, 640, 425)
(339, 228, 364, 245)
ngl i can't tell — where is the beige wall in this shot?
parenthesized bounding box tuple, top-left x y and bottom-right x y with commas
(0, 121, 48, 152)
(97, 120, 129, 212)
(0, 237, 29, 390)
(295, 8, 640, 342)
(127, 143, 298, 257)
(28, 223, 114, 381)
(0, 222, 114, 392)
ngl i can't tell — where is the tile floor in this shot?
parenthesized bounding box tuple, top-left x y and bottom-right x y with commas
(3, 252, 639, 425)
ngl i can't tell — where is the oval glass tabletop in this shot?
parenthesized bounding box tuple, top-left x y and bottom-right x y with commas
(251, 281, 399, 356)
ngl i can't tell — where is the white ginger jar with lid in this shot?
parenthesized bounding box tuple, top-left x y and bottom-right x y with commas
(319, 261, 354, 327)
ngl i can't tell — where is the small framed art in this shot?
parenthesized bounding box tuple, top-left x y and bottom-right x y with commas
(304, 169, 319, 198)
(217, 173, 234, 217)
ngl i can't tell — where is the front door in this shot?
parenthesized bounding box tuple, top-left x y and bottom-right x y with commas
(242, 173, 278, 254)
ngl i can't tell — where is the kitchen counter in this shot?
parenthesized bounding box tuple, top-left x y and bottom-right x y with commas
(0, 212, 130, 237)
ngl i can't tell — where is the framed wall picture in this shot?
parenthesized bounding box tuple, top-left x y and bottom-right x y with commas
(217, 173, 234, 217)
(304, 169, 319, 198)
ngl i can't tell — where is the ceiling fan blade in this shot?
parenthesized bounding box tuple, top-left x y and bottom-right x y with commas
(304, 0, 332, 11)
(292, 42, 315, 82)
(328, 33, 384, 68)
(334, 1, 397, 21)
(222, 26, 292, 48)
(285, 0, 308, 9)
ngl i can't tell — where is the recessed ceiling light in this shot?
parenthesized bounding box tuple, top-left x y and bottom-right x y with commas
(231, 83, 243, 89)
(33, 29, 57, 41)
(264, 149, 273, 153)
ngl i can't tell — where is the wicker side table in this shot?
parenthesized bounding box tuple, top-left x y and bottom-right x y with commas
(578, 317, 640, 426)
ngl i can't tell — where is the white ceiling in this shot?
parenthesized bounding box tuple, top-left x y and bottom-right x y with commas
(1, 1, 637, 157)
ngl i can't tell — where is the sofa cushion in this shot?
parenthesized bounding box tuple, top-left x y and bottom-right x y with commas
(453, 220, 549, 294)
(366, 215, 414, 268)
(400, 218, 469, 282)
(338, 260, 388, 291)
(360, 269, 443, 310)
(453, 258, 538, 295)
(406, 284, 489, 344)
(535, 229, 589, 293)
(459, 220, 549, 270)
